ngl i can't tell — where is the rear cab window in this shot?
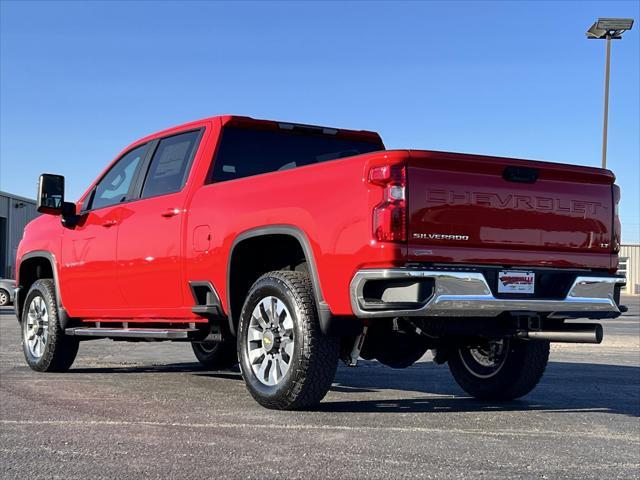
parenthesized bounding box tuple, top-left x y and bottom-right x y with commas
(209, 125, 384, 183)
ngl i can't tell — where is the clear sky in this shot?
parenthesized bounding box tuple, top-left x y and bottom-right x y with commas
(1, 0, 639, 242)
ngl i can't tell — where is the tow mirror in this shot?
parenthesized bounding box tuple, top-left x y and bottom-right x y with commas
(36, 174, 65, 215)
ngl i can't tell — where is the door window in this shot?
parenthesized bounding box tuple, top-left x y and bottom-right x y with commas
(141, 130, 201, 199)
(90, 144, 147, 210)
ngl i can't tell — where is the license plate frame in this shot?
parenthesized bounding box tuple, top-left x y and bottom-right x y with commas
(497, 270, 535, 294)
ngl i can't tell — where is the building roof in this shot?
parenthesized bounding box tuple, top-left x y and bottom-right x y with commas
(0, 191, 36, 205)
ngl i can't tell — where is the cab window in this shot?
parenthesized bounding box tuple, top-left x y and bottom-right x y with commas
(140, 130, 201, 199)
(209, 126, 383, 183)
(89, 144, 147, 210)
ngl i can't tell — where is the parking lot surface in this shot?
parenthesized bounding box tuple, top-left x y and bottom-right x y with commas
(1, 298, 639, 479)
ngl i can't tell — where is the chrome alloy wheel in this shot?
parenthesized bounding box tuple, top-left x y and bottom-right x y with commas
(0, 290, 8, 306)
(24, 296, 49, 359)
(458, 339, 509, 379)
(247, 296, 295, 386)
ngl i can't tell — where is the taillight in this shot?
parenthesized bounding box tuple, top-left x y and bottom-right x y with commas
(369, 164, 407, 242)
(612, 184, 621, 253)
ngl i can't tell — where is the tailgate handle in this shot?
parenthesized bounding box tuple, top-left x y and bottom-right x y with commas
(503, 166, 539, 183)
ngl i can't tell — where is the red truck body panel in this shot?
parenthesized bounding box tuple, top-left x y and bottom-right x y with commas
(406, 150, 617, 270)
(186, 149, 407, 319)
(15, 116, 620, 324)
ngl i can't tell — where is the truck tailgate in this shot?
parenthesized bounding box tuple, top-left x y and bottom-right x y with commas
(407, 150, 615, 265)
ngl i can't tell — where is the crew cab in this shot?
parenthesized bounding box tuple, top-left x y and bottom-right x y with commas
(14, 115, 626, 409)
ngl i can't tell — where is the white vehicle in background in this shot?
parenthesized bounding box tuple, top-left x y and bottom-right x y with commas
(0, 279, 16, 306)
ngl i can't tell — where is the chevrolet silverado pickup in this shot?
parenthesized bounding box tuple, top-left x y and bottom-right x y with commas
(14, 115, 626, 410)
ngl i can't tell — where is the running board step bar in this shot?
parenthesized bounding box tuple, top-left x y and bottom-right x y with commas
(65, 327, 200, 339)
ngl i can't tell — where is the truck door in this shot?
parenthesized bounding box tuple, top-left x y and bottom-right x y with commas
(60, 144, 149, 315)
(116, 130, 202, 314)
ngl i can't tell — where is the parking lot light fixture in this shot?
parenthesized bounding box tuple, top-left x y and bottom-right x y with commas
(586, 18, 634, 169)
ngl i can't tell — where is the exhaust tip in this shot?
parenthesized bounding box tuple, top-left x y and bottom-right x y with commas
(594, 324, 604, 344)
(520, 323, 604, 344)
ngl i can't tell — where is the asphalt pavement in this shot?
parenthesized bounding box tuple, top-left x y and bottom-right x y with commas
(1, 297, 639, 479)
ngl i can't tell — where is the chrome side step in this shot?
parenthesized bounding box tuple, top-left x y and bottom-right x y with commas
(65, 327, 200, 339)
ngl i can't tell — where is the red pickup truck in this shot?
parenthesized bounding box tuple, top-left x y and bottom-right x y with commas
(15, 115, 626, 410)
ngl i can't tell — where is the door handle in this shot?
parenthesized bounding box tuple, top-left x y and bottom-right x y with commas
(102, 220, 117, 228)
(161, 208, 181, 218)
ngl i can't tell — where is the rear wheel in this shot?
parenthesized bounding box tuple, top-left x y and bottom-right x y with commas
(191, 341, 238, 369)
(447, 338, 549, 400)
(21, 279, 79, 372)
(238, 271, 339, 410)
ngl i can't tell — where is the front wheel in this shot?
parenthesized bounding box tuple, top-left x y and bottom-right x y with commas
(447, 338, 549, 401)
(21, 279, 79, 372)
(238, 271, 339, 410)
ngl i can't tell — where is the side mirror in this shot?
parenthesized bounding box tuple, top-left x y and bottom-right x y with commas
(37, 174, 65, 215)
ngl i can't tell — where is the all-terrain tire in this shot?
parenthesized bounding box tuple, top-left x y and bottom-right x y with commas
(238, 271, 339, 410)
(448, 339, 550, 401)
(21, 279, 79, 372)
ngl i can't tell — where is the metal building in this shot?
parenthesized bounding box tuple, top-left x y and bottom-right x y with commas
(618, 244, 640, 296)
(0, 191, 38, 279)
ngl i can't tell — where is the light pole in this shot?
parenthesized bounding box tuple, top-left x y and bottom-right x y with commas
(586, 18, 634, 169)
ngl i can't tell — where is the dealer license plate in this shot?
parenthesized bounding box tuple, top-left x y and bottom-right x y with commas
(497, 270, 535, 294)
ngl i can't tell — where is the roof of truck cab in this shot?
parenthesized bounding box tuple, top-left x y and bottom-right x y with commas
(132, 115, 383, 147)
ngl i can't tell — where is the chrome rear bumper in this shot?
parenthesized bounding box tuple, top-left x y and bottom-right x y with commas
(350, 269, 625, 319)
